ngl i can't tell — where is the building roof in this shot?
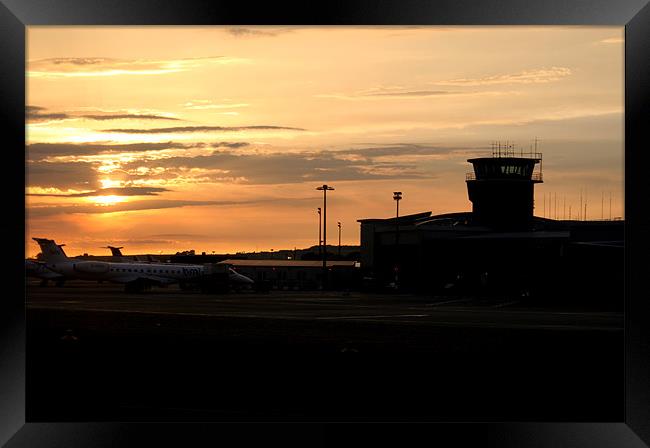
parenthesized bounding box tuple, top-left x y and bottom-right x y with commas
(218, 259, 359, 268)
(415, 212, 474, 227)
(357, 211, 432, 224)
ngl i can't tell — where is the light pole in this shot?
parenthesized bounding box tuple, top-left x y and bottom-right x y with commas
(337, 221, 341, 257)
(316, 184, 334, 289)
(393, 191, 402, 288)
(317, 207, 322, 255)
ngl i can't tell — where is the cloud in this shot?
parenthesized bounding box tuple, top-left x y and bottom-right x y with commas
(27, 105, 181, 123)
(27, 194, 329, 218)
(118, 145, 444, 185)
(316, 87, 516, 100)
(26, 141, 198, 161)
(361, 90, 455, 97)
(27, 186, 170, 197)
(182, 100, 250, 110)
(26, 140, 466, 191)
(27, 198, 272, 217)
(26, 141, 251, 161)
(340, 143, 480, 159)
(48, 57, 109, 65)
(599, 37, 624, 44)
(209, 142, 250, 149)
(225, 27, 290, 38)
(433, 67, 572, 86)
(26, 161, 101, 190)
(28, 56, 246, 78)
(102, 125, 306, 134)
(78, 113, 180, 121)
(26, 105, 70, 122)
(25, 141, 254, 190)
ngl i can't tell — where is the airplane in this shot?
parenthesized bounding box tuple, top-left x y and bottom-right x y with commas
(33, 237, 253, 292)
(25, 259, 65, 286)
(102, 244, 252, 288)
(101, 245, 156, 262)
(227, 268, 255, 286)
(28, 243, 124, 286)
(103, 245, 126, 258)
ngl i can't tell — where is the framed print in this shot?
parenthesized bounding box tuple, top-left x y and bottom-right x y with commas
(2, 0, 650, 446)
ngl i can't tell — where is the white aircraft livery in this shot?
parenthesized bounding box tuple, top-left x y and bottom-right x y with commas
(33, 237, 253, 292)
(25, 259, 65, 286)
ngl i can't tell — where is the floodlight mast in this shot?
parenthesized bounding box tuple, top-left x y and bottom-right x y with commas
(317, 207, 322, 255)
(337, 221, 341, 257)
(316, 185, 334, 289)
(393, 191, 402, 288)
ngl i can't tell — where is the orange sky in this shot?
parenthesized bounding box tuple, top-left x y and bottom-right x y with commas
(25, 26, 624, 257)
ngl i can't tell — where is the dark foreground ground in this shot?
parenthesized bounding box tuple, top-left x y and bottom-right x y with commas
(26, 281, 623, 421)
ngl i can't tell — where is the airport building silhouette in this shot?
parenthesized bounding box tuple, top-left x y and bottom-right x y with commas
(358, 148, 623, 303)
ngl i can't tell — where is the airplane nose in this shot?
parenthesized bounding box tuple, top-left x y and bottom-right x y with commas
(238, 274, 254, 284)
(239, 274, 254, 284)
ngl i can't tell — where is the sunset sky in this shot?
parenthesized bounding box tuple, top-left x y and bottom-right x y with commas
(25, 26, 624, 257)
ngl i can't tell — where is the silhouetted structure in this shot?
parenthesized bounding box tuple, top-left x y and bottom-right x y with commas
(317, 207, 322, 255)
(317, 184, 335, 288)
(358, 148, 623, 305)
(466, 149, 542, 230)
(218, 259, 360, 290)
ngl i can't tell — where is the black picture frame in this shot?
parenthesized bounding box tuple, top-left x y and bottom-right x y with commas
(2, 0, 649, 446)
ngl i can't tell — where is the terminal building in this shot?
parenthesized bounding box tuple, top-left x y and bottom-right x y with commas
(217, 259, 360, 291)
(358, 147, 623, 304)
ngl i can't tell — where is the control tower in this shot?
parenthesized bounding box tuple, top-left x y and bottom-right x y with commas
(466, 142, 543, 230)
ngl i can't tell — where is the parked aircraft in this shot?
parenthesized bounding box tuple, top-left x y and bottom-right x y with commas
(227, 268, 255, 286)
(25, 259, 65, 286)
(102, 245, 156, 262)
(33, 238, 253, 292)
(101, 244, 252, 287)
(103, 245, 125, 258)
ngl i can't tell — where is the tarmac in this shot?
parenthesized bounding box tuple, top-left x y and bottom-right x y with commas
(25, 280, 623, 421)
(26, 280, 622, 332)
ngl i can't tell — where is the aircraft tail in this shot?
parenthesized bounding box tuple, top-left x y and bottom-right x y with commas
(103, 246, 124, 257)
(33, 238, 69, 263)
(32, 238, 68, 263)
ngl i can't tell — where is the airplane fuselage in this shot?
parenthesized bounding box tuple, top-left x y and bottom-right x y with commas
(45, 259, 204, 285)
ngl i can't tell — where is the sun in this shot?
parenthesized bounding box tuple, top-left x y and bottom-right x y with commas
(90, 195, 127, 206)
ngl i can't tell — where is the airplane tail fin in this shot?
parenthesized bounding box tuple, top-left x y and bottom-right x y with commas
(33, 238, 69, 263)
(103, 246, 124, 257)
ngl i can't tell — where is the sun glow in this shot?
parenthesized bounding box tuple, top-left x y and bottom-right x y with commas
(90, 195, 127, 206)
(99, 178, 122, 189)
